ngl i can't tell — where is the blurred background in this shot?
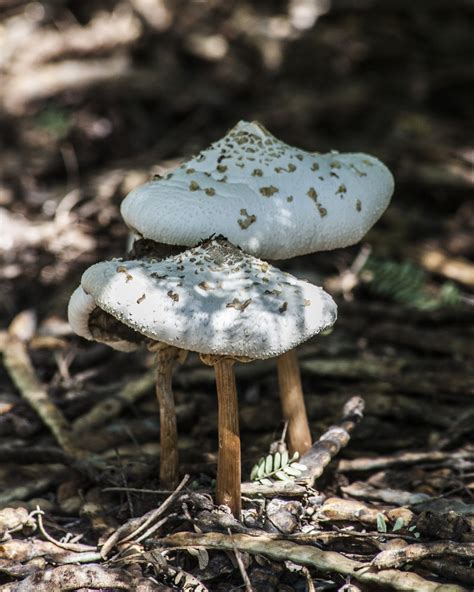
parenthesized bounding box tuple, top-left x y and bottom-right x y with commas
(1, 0, 472, 321)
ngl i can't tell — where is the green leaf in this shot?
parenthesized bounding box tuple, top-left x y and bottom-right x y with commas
(291, 462, 307, 472)
(273, 452, 282, 471)
(376, 513, 387, 533)
(257, 458, 267, 479)
(392, 517, 405, 532)
(362, 256, 461, 311)
(275, 470, 291, 481)
(283, 465, 303, 477)
(250, 449, 307, 484)
(265, 454, 273, 475)
(250, 463, 259, 481)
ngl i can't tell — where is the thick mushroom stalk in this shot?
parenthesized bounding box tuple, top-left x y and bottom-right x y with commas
(151, 344, 187, 488)
(277, 349, 311, 455)
(201, 354, 241, 518)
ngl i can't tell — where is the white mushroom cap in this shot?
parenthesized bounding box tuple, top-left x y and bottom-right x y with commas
(79, 239, 337, 359)
(68, 285, 139, 352)
(121, 121, 394, 259)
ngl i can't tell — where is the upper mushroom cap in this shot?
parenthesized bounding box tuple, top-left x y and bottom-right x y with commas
(121, 121, 394, 260)
(79, 238, 337, 359)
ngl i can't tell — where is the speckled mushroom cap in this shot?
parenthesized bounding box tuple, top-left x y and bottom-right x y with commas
(121, 121, 394, 260)
(79, 238, 337, 359)
(68, 285, 140, 352)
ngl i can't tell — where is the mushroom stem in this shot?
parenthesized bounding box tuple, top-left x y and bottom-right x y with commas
(214, 357, 241, 518)
(155, 346, 181, 488)
(277, 349, 312, 455)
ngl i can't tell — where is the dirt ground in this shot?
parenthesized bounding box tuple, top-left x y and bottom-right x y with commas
(0, 1, 473, 590)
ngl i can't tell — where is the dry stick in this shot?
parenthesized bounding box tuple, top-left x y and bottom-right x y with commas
(1, 335, 82, 459)
(0, 467, 66, 506)
(228, 529, 254, 592)
(214, 358, 241, 518)
(339, 450, 474, 473)
(0, 538, 101, 564)
(0, 564, 172, 592)
(155, 347, 181, 488)
(100, 474, 189, 558)
(73, 371, 155, 433)
(36, 508, 98, 554)
(240, 396, 364, 497)
(298, 396, 365, 486)
(371, 542, 474, 570)
(277, 349, 311, 455)
(158, 532, 466, 592)
(316, 497, 414, 529)
(422, 560, 474, 588)
(241, 481, 308, 497)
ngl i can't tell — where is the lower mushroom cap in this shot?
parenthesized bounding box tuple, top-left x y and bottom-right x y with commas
(80, 238, 337, 359)
(67, 286, 140, 352)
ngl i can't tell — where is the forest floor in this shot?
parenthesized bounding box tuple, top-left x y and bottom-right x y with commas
(0, 1, 473, 590)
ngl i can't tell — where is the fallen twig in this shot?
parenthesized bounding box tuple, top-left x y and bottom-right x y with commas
(422, 560, 474, 587)
(100, 474, 189, 558)
(241, 481, 308, 496)
(0, 316, 82, 459)
(316, 497, 414, 529)
(72, 371, 155, 433)
(416, 247, 474, 288)
(157, 532, 466, 592)
(36, 507, 98, 554)
(371, 541, 474, 569)
(0, 539, 101, 564)
(228, 529, 254, 592)
(299, 396, 365, 485)
(341, 482, 430, 506)
(0, 563, 172, 591)
(241, 397, 364, 496)
(338, 450, 474, 473)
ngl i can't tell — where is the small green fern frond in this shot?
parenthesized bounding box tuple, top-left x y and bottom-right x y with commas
(250, 451, 307, 484)
(361, 257, 462, 310)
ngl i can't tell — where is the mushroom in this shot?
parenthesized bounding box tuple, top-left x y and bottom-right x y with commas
(68, 286, 186, 488)
(121, 120, 394, 260)
(120, 121, 393, 456)
(72, 238, 337, 516)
